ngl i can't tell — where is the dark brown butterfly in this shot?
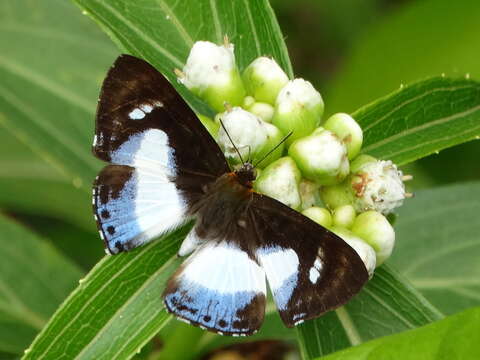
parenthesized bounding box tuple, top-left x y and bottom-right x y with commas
(92, 54, 368, 336)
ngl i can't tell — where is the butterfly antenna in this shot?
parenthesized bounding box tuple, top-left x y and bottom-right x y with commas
(219, 119, 245, 165)
(246, 145, 252, 163)
(253, 131, 293, 168)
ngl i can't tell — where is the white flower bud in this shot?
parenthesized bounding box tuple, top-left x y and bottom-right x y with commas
(196, 113, 219, 139)
(330, 227, 376, 278)
(242, 56, 289, 105)
(179, 41, 245, 112)
(217, 107, 267, 164)
(273, 79, 324, 146)
(351, 160, 406, 214)
(332, 204, 356, 229)
(254, 157, 302, 210)
(351, 211, 395, 266)
(299, 179, 321, 210)
(289, 128, 349, 185)
(323, 113, 363, 160)
(302, 207, 332, 228)
(248, 102, 275, 122)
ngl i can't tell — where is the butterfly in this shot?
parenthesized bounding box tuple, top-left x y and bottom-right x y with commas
(92, 54, 369, 336)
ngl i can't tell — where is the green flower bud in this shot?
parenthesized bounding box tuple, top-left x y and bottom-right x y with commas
(242, 56, 289, 105)
(217, 107, 269, 165)
(288, 128, 349, 185)
(196, 113, 219, 138)
(299, 179, 322, 210)
(254, 122, 285, 168)
(330, 227, 376, 278)
(332, 204, 356, 229)
(179, 41, 245, 112)
(351, 211, 395, 266)
(254, 157, 302, 210)
(248, 102, 275, 123)
(350, 160, 406, 214)
(272, 79, 324, 146)
(323, 113, 363, 160)
(350, 154, 377, 173)
(302, 207, 332, 228)
(242, 95, 256, 109)
(319, 181, 354, 210)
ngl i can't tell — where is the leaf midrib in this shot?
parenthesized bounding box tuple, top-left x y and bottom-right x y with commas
(359, 84, 476, 132)
(73, 256, 177, 359)
(363, 103, 480, 154)
(90, 0, 184, 68)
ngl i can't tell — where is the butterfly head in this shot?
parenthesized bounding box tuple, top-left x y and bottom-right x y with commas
(235, 162, 256, 188)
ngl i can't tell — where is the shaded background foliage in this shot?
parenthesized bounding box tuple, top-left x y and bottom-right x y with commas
(0, 0, 479, 359)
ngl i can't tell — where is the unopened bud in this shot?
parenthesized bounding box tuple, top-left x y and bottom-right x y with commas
(332, 204, 356, 229)
(242, 56, 289, 105)
(179, 41, 245, 112)
(217, 107, 267, 164)
(330, 227, 376, 278)
(254, 157, 302, 210)
(323, 113, 363, 160)
(299, 179, 321, 210)
(289, 128, 349, 185)
(319, 181, 354, 210)
(302, 207, 332, 228)
(242, 95, 256, 109)
(255, 122, 285, 168)
(350, 154, 377, 173)
(248, 102, 275, 122)
(351, 211, 395, 266)
(273, 79, 324, 146)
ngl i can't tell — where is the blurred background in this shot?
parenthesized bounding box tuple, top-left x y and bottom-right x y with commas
(0, 0, 479, 358)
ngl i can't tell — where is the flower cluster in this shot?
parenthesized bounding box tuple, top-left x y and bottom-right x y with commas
(177, 39, 412, 277)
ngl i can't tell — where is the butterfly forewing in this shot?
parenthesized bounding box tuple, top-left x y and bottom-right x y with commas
(93, 54, 228, 177)
(93, 55, 228, 253)
(249, 194, 369, 327)
(93, 164, 188, 253)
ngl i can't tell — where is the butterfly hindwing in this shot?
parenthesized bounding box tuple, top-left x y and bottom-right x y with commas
(93, 55, 229, 253)
(163, 239, 266, 336)
(250, 194, 369, 327)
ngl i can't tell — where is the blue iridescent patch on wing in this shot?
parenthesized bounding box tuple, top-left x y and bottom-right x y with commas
(93, 164, 186, 254)
(257, 246, 299, 311)
(163, 241, 267, 335)
(164, 283, 261, 335)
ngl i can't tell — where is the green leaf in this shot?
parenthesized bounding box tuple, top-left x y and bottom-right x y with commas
(23, 227, 188, 360)
(72, 0, 293, 115)
(296, 265, 443, 359)
(391, 182, 480, 315)
(0, 214, 81, 355)
(353, 77, 480, 165)
(318, 306, 480, 360)
(0, 0, 117, 228)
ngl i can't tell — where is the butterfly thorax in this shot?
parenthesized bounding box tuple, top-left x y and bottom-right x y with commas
(190, 164, 256, 241)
